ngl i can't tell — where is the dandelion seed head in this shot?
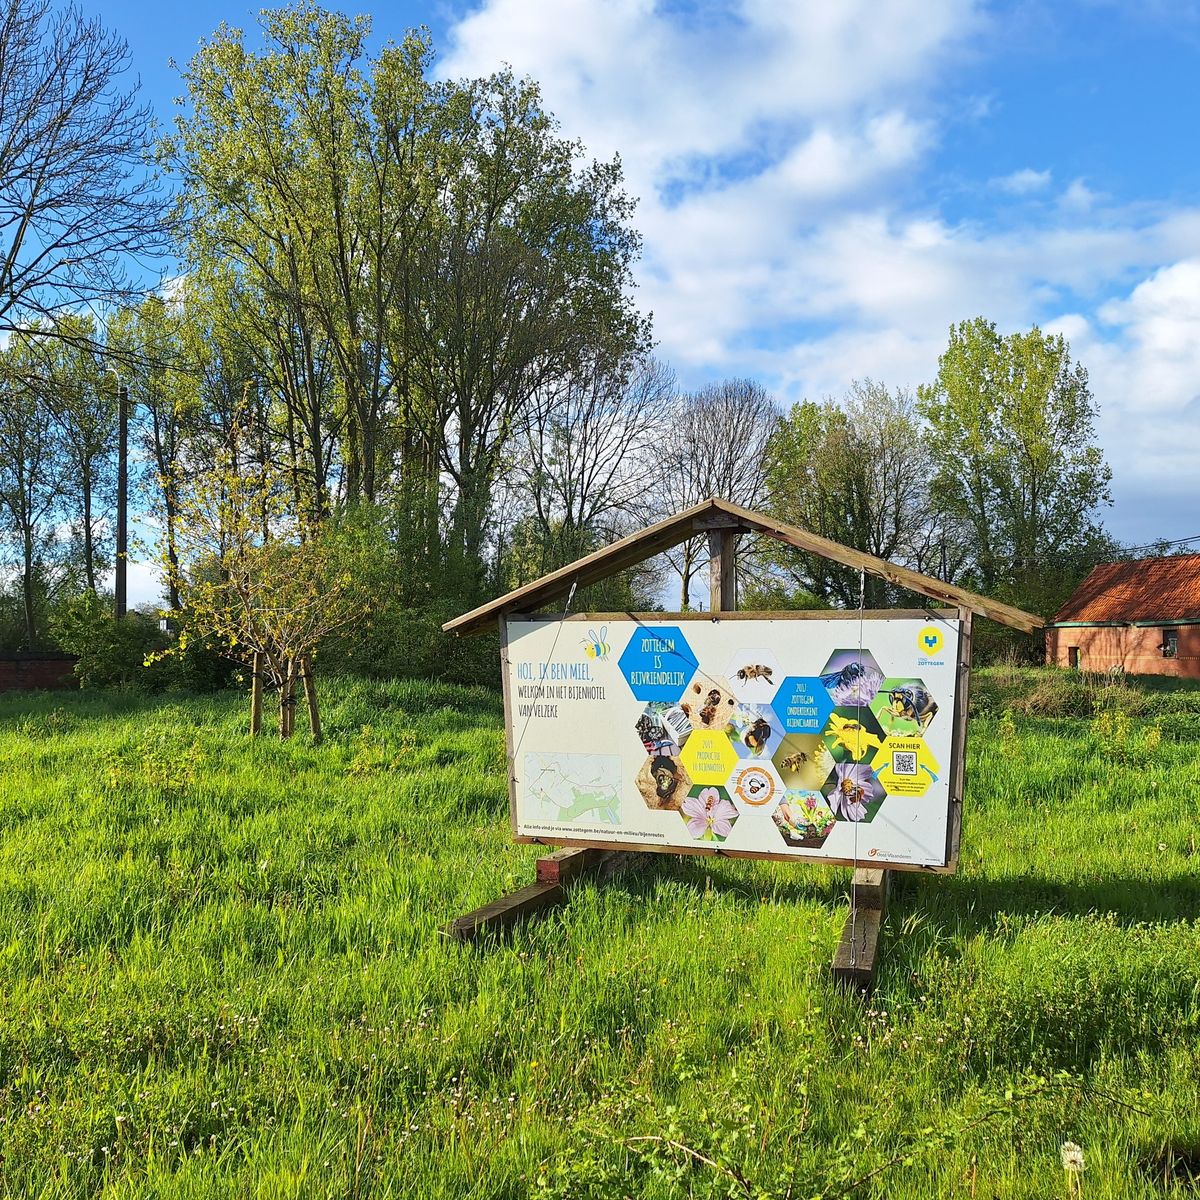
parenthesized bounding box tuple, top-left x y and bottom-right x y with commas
(1061, 1141, 1085, 1173)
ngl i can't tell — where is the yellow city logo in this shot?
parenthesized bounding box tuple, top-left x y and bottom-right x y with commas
(918, 626, 943, 656)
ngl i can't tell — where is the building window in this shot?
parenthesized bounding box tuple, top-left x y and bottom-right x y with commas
(1068, 646, 1081, 669)
(1162, 630, 1178, 659)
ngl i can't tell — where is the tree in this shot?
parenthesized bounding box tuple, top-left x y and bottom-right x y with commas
(109, 294, 203, 610)
(640, 379, 779, 608)
(0, 0, 164, 333)
(917, 318, 1112, 616)
(39, 316, 114, 594)
(0, 334, 78, 645)
(407, 68, 648, 599)
(507, 353, 675, 576)
(166, 449, 368, 739)
(762, 381, 936, 608)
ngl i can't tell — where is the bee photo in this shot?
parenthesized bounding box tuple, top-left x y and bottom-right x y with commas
(885, 684, 938, 732)
(818, 651, 884, 707)
(736, 663, 774, 684)
(742, 716, 772, 754)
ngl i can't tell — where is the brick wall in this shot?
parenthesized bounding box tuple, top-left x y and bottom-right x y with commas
(0, 656, 79, 691)
(1045, 624, 1200, 678)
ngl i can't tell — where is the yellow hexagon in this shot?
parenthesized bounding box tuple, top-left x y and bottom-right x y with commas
(870, 735, 941, 797)
(680, 728, 741, 786)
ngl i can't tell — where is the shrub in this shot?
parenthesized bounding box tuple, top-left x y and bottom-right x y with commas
(1156, 711, 1200, 742)
(49, 592, 167, 690)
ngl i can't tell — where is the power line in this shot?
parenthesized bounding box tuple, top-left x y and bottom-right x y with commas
(1119, 533, 1200, 556)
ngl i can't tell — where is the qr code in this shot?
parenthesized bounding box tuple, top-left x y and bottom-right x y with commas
(892, 751, 918, 776)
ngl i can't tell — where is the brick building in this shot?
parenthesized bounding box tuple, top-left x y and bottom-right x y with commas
(1045, 554, 1200, 677)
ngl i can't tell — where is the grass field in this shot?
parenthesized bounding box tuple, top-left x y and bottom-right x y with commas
(0, 670, 1198, 1198)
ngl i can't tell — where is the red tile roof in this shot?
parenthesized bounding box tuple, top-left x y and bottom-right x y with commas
(1053, 554, 1200, 624)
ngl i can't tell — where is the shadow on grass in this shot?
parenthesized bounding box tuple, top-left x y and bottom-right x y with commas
(0, 688, 234, 731)
(899, 867, 1200, 933)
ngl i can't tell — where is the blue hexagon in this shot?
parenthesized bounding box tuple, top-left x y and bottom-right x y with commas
(617, 625, 700, 703)
(774, 676, 835, 735)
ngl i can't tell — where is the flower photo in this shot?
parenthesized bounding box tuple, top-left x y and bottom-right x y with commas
(680, 785, 739, 842)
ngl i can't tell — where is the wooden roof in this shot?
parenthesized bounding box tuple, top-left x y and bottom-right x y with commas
(1052, 554, 1200, 624)
(443, 497, 1044, 636)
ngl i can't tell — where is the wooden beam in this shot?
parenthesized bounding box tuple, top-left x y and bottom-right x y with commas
(708, 528, 737, 612)
(443, 495, 1043, 637)
(444, 847, 629, 943)
(443, 502, 716, 636)
(442, 881, 564, 943)
(713, 499, 1043, 633)
(535, 846, 620, 886)
(944, 608, 973, 871)
(832, 868, 890, 991)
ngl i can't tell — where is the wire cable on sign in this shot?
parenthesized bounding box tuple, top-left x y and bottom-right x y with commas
(510, 577, 579, 764)
(849, 566, 866, 968)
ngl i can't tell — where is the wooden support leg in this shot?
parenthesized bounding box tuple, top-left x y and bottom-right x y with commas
(831, 868, 891, 992)
(443, 847, 631, 944)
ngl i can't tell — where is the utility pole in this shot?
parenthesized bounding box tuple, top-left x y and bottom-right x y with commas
(109, 369, 129, 618)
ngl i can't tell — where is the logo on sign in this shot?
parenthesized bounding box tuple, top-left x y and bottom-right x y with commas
(918, 626, 944, 656)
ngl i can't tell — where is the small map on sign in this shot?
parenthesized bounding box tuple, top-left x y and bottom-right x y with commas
(524, 752, 622, 824)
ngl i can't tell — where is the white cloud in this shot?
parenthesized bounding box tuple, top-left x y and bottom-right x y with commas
(439, 0, 1200, 541)
(994, 167, 1052, 194)
(100, 558, 164, 611)
(1060, 178, 1098, 212)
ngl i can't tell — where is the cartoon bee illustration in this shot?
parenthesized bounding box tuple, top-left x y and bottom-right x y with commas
(581, 625, 611, 659)
(780, 752, 808, 772)
(743, 716, 772, 754)
(886, 686, 938, 731)
(736, 664, 774, 685)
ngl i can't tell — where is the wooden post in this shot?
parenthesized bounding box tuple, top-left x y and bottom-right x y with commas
(250, 651, 263, 737)
(280, 656, 295, 740)
(707, 528, 737, 613)
(301, 655, 322, 744)
(832, 867, 890, 991)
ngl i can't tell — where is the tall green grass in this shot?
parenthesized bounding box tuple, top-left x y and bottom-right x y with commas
(0, 670, 1196, 1198)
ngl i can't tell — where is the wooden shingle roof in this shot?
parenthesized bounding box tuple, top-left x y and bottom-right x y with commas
(1052, 554, 1200, 625)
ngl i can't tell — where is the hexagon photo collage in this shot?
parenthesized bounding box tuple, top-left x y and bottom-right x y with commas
(623, 630, 942, 850)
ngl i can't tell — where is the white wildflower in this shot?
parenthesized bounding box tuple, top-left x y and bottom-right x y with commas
(1061, 1141, 1085, 1173)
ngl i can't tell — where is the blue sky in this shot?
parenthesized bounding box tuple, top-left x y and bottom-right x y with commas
(103, 0, 1200, 602)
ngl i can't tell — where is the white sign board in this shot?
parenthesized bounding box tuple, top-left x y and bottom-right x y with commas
(503, 612, 965, 871)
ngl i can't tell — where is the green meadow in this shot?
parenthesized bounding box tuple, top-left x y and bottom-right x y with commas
(0, 669, 1197, 1198)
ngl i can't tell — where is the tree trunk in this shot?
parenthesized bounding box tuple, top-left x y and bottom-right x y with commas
(22, 523, 36, 646)
(280, 656, 296, 740)
(301, 655, 322, 744)
(82, 467, 96, 593)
